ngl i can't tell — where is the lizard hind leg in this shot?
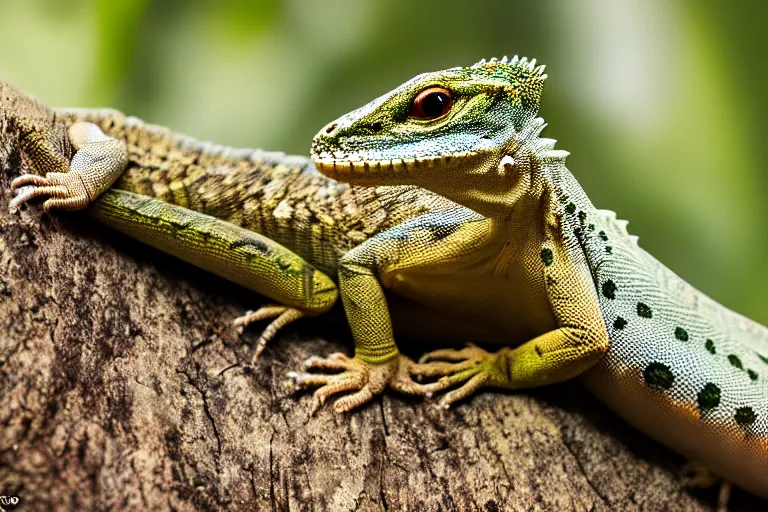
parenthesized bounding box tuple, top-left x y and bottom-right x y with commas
(681, 461, 732, 512)
(9, 121, 128, 212)
(234, 305, 304, 361)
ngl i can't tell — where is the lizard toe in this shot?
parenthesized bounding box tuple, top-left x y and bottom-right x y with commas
(304, 352, 352, 371)
(234, 305, 304, 361)
(11, 173, 50, 190)
(412, 347, 511, 407)
(388, 355, 445, 395)
(418, 344, 491, 364)
(289, 353, 401, 412)
(435, 373, 490, 409)
(409, 358, 482, 378)
(9, 172, 91, 212)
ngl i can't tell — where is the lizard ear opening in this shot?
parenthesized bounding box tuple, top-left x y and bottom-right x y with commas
(409, 87, 452, 120)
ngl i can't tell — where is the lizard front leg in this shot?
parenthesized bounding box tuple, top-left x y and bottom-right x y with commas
(413, 237, 611, 408)
(10, 122, 128, 211)
(414, 327, 608, 408)
(288, 234, 429, 413)
(289, 210, 487, 412)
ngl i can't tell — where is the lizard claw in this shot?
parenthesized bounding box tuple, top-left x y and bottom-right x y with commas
(288, 354, 433, 413)
(410, 345, 509, 409)
(9, 122, 128, 214)
(234, 304, 304, 361)
(9, 171, 90, 212)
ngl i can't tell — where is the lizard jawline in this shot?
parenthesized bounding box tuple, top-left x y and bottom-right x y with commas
(311, 151, 478, 181)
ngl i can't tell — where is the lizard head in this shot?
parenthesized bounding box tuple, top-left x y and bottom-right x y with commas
(311, 56, 549, 215)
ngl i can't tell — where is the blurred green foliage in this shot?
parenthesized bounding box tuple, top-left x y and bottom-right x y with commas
(1, 0, 766, 323)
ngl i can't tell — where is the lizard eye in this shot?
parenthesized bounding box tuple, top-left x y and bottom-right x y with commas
(409, 87, 452, 120)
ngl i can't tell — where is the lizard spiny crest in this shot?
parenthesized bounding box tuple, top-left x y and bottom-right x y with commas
(469, 56, 547, 108)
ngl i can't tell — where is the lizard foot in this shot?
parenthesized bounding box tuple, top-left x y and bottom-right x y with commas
(682, 462, 732, 512)
(413, 345, 511, 409)
(681, 460, 720, 488)
(9, 122, 128, 213)
(234, 304, 304, 361)
(288, 353, 431, 413)
(9, 172, 90, 212)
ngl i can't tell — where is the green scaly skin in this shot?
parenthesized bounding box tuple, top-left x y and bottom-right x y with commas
(2, 56, 767, 499)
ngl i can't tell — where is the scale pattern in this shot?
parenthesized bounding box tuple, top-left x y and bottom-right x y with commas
(561, 196, 768, 494)
(583, 207, 768, 428)
(53, 108, 457, 275)
(501, 112, 768, 495)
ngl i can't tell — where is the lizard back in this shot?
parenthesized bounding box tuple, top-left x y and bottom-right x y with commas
(53, 108, 459, 275)
(580, 206, 768, 496)
(524, 130, 768, 496)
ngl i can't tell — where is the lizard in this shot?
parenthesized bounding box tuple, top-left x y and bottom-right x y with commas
(2, 56, 767, 500)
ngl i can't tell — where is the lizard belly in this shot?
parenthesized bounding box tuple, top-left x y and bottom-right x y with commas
(583, 240, 768, 498)
(582, 363, 768, 498)
(384, 264, 557, 345)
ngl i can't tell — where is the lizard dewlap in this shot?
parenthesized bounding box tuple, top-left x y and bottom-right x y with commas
(3, 55, 767, 499)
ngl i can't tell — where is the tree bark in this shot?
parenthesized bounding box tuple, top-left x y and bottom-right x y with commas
(0, 148, 760, 512)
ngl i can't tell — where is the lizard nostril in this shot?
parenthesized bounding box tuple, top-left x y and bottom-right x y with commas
(371, 122, 382, 133)
(324, 123, 337, 135)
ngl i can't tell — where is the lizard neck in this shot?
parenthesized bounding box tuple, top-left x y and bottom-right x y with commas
(429, 116, 597, 223)
(481, 116, 625, 292)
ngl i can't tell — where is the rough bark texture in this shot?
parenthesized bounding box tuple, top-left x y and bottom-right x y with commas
(0, 153, 762, 512)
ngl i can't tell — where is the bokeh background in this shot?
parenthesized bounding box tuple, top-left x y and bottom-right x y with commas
(1, 0, 766, 324)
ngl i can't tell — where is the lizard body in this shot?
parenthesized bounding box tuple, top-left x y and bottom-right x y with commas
(2, 57, 767, 498)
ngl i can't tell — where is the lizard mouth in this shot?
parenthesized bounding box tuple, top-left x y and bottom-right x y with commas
(311, 151, 479, 181)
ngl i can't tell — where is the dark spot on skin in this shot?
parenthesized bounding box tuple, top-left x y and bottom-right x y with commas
(565, 202, 576, 214)
(540, 248, 554, 267)
(728, 354, 744, 370)
(371, 122, 383, 133)
(276, 257, 292, 271)
(578, 211, 587, 224)
(735, 406, 757, 427)
(637, 303, 652, 318)
(602, 280, 617, 299)
(588, 223, 595, 231)
(324, 123, 337, 134)
(605, 246, 613, 254)
(644, 362, 675, 390)
(748, 369, 758, 381)
(535, 345, 543, 357)
(758, 353, 768, 366)
(675, 327, 689, 341)
(574, 227, 583, 237)
(614, 317, 627, 330)
(599, 231, 609, 242)
(697, 382, 721, 411)
(427, 223, 461, 242)
(230, 239, 270, 255)
(705, 339, 716, 354)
